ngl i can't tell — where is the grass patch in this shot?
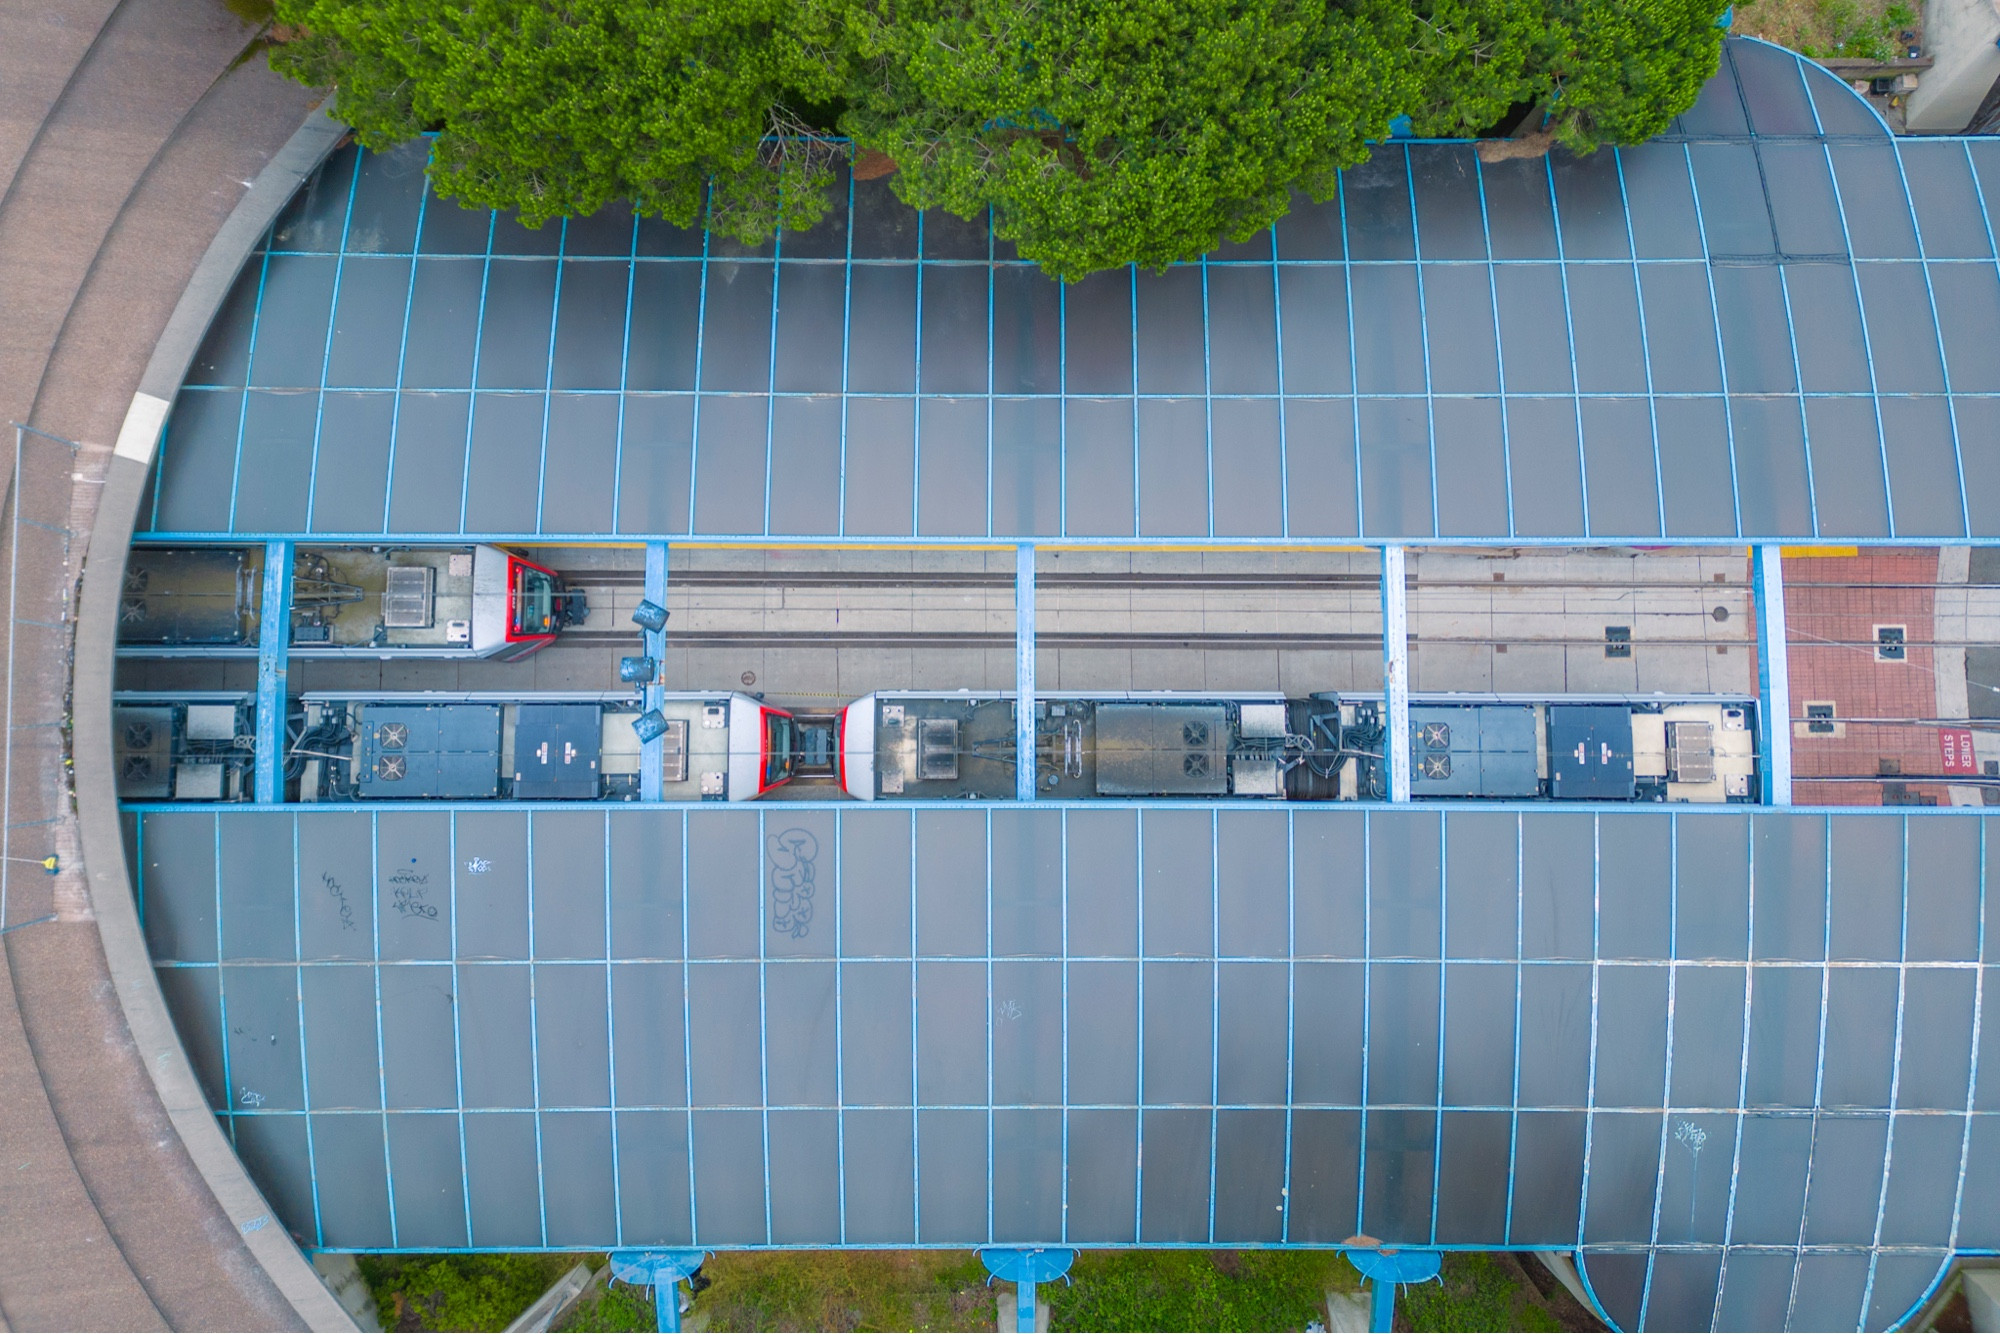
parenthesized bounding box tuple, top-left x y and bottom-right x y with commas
(1397, 1253, 1566, 1334)
(557, 1251, 998, 1333)
(359, 1253, 584, 1333)
(692, 1251, 993, 1332)
(1732, 0, 1919, 61)
(1045, 1250, 1357, 1332)
(355, 1248, 1589, 1333)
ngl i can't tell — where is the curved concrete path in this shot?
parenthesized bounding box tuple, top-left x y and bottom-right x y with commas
(0, 2, 349, 1327)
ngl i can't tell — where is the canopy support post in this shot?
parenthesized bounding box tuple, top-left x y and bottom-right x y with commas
(1753, 545, 1792, 806)
(979, 1246, 1073, 1333)
(1016, 543, 1036, 802)
(608, 1248, 707, 1334)
(1342, 1244, 1441, 1334)
(254, 540, 292, 803)
(639, 542, 669, 801)
(1381, 545, 1410, 802)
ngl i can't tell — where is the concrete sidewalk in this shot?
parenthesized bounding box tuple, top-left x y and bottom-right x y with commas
(0, 1, 329, 1327)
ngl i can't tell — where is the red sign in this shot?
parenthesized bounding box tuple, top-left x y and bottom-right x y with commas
(1939, 727, 1978, 775)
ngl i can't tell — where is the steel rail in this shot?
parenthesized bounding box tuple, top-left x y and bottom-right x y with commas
(551, 629, 1391, 650)
(551, 567, 1770, 592)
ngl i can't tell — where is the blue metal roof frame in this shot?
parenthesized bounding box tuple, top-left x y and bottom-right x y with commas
(131, 802, 1995, 1332)
(142, 39, 2000, 547)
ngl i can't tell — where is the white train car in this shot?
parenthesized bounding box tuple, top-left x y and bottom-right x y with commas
(838, 690, 1760, 804)
(118, 543, 583, 659)
(288, 691, 793, 803)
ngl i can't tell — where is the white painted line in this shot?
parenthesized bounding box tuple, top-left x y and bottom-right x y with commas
(112, 391, 170, 463)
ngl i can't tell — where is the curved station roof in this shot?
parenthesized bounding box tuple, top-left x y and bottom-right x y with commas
(112, 36, 2000, 1334)
(137, 804, 1995, 1332)
(143, 39, 2000, 547)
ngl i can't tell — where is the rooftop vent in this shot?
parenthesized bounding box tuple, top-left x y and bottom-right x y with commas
(381, 565, 435, 629)
(918, 719, 960, 781)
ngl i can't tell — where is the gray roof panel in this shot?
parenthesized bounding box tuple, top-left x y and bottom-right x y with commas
(151, 37, 2000, 545)
(135, 803, 1984, 1310)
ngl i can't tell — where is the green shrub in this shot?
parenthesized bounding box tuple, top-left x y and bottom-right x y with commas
(1794, 0, 1919, 59)
(558, 1280, 656, 1333)
(359, 1253, 584, 1333)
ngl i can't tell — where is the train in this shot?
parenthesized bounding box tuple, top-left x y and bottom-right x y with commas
(837, 691, 1756, 804)
(288, 691, 804, 803)
(117, 543, 585, 659)
(112, 689, 1758, 806)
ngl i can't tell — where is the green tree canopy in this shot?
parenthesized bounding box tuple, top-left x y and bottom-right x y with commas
(272, 0, 1730, 276)
(839, 0, 1419, 278)
(1401, 0, 1728, 147)
(273, 0, 852, 239)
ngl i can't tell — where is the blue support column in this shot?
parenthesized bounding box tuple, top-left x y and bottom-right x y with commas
(980, 1246, 1074, 1332)
(254, 541, 293, 803)
(1380, 545, 1410, 802)
(1370, 1276, 1397, 1331)
(640, 542, 669, 801)
(1344, 1246, 1440, 1334)
(1016, 543, 1036, 802)
(609, 1249, 707, 1333)
(1752, 545, 1793, 806)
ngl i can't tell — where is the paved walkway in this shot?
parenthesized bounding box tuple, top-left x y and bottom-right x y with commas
(0, 2, 323, 1326)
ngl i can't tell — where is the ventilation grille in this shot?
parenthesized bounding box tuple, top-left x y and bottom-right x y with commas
(918, 719, 960, 782)
(381, 565, 436, 629)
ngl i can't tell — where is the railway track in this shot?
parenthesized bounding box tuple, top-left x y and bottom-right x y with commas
(556, 568, 1759, 592)
(556, 629, 1392, 650)
(552, 628, 1769, 650)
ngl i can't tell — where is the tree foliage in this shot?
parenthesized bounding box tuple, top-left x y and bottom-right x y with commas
(1535, 0, 1731, 149)
(840, 0, 1418, 277)
(1402, 0, 1729, 147)
(272, 0, 851, 239)
(273, 0, 1730, 275)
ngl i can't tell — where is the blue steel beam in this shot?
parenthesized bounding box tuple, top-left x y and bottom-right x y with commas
(1752, 545, 1793, 805)
(253, 540, 292, 802)
(640, 542, 669, 801)
(1381, 545, 1410, 802)
(1016, 543, 1036, 802)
